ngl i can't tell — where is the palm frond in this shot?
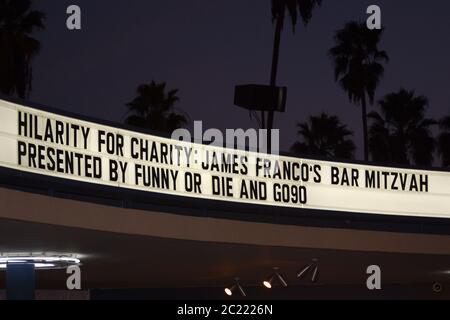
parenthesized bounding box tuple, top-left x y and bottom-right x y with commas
(125, 81, 188, 134)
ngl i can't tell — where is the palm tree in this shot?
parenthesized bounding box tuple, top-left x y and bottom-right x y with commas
(329, 21, 388, 161)
(291, 113, 356, 159)
(438, 116, 450, 167)
(125, 81, 188, 134)
(266, 0, 322, 150)
(0, 0, 45, 98)
(368, 89, 436, 166)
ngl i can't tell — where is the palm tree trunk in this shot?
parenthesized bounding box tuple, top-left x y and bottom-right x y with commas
(267, 12, 283, 153)
(361, 94, 369, 161)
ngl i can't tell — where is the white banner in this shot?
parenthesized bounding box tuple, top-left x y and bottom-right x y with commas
(0, 99, 449, 218)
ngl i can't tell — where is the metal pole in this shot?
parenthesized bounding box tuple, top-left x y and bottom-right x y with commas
(267, 10, 283, 153)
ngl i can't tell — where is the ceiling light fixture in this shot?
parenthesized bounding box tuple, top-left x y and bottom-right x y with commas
(263, 267, 288, 289)
(297, 258, 319, 283)
(224, 277, 246, 297)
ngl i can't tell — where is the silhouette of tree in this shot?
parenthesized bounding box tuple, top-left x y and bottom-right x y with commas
(329, 21, 388, 161)
(291, 113, 355, 159)
(271, 0, 323, 31)
(0, 0, 45, 98)
(438, 116, 450, 167)
(125, 81, 188, 134)
(265, 0, 322, 148)
(368, 89, 436, 166)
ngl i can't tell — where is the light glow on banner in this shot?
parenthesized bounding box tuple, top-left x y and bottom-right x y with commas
(0, 99, 449, 218)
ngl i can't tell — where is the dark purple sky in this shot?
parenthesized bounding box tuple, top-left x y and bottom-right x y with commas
(30, 0, 450, 158)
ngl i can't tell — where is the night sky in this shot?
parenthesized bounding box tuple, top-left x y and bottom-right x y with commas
(29, 0, 450, 158)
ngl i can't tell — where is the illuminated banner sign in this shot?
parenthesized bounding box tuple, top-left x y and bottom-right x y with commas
(0, 99, 449, 218)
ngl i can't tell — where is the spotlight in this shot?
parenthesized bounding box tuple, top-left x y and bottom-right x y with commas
(224, 278, 246, 297)
(263, 275, 274, 289)
(263, 274, 275, 289)
(263, 267, 288, 289)
(297, 259, 319, 283)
